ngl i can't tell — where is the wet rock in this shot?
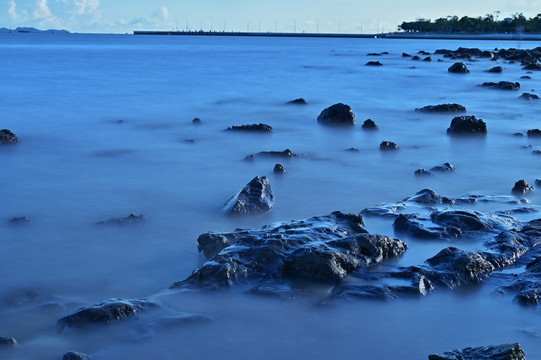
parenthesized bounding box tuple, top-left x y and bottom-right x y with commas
(57, 299, 151, 333)
(488, 66, 503, 73)
(430, 162, 456, 173)
(0, 129, 19, 144)
(415, 169, 433, 177)
(521, 75, 532, 79)
(402, 52, 412, 57)
(416, 103, 467, 113)
(404, 189, 454, 205)
(317, 103, 355, 126)
(226, 123, 273, 132)
(0, 337, 17, 347)
(527, 129, 541, 137)
(428, 343, 526, 360)
(192, 117, 201, 124)
(287, 98, 308, 105)
(367, 53, 381, 56)
(393, 214, 453, 239)
(63, 352, 91, 360)
(273, 164, 286, 174)
(430, 210, 492, 232)
(520, 93, 540, 100)
(361, 119, 378, 130)
(448, 62, 469, 73)
(366, 61, 383, 66)
(379, 141, 398, 151)
(419, 50, 431, 55)
(172, 211, 406, 288)
(8, 216, 30, 225)
(96, 213, 147, 226)
(222, 176, 274, 216)
(244, 149, 298, 160)
(423, 56, 432, 62)
(446, 115, 487, 135)
(523, 63, 541, 71)
(411, 55, 421, 61)
(481, 81, 520, 90)
(512, 180, 534, 195)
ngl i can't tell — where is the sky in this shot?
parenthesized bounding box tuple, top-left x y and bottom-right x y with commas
(2, 0, 541, 34)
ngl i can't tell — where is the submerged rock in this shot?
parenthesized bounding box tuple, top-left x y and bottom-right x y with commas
(361, 119, 378, 130)
(63, 352, 92, 360)
(414, 169, 433, 177)
(223, 176, 274, 216)
(512, 180, 534, 195)
(488, 66, 503, 73)
(405, 188, 454, 205)
(244, 149, 298, 160)
(411, 55, 421, 61)
(0, 337, 17, 347)
(446, 115, 487, 135)
(287, 98, 308, 105)
(192, 117, 201, 124)
(379, 141, 399, 151)
(226, 124, 273, 132)
(0, 129, 19, 144)
(402, 52, 412, 57)
(8, 216, 30, 225)
(430, 162, 456, 173)
(481, 81, 520, 90)
(317, 103, 356, 126)
(520, 93, 540, 100)
(428, 343, 526, 360)
(96, 213, 147, 226)
(273, 164, 286, 174)
(394, 214, 452, 239)
(448, 62, 469, 73)
(423, 56, 432, 62)
(57, 299, 151, 333)
(416, 103, 467, 113)
(366, 61, 383, 66)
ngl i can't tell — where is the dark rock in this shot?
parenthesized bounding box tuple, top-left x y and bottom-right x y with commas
(405, 189, 454, 205)
(428, 343, 526, 360)
(57, 299, 151, 333)
(481, 81, 520, 90)
(345, 148, 360, 152)
(430, 162, 456, 173)
(423, 56, 432, 62)
(419, 50, 431, 55)
(361, 119, 378, 130)
(273, 164, 286, 174)
(480, 50, 495, 58)
(521, 75, 532, 79)
(411, 55, 421, 61)
(172, 211, 406, 289)
(527, 129, 541, 137)
(488, 66, 503, 73)
(96, 213, 147, 226)
(63, 352, 92, 360)
(367, 53, 381, 56)
(512, 180, 534, 195)
(183, 139, 196, 144)
(226, 123, 273, 132)
(223, 176, 274, 216)
(536, 179, 541, 186)
(8, 216, 30, 225)
(244, 149, 298, 160)
(430, 210, 492, 232)
(0, 129, 19, 144)
(192, 117, 201, 124)
(446, 115, 487, 135)
(379, 141, 399, 151)
(523, 63, 541, 71)
(317, 103, 355, 126)
(366, 61, 383, 66)
(287, 98, 307, 105)
(393, 214, 452, 239)
(520, 92, 540, 100)
(448, 62, 469, 73)
(416, 103, 467, 113)
(415, 169, 433, 177)
(402, 52, 412, 57)
(0, 337, 17, 347)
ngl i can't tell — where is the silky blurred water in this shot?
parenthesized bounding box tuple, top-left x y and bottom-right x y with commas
(1, 33, 541, 359)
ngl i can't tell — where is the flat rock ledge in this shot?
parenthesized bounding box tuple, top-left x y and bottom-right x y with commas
(428, 343, 526, 360)
(416, 104, 467, 113)
(223, 176, 274, 216)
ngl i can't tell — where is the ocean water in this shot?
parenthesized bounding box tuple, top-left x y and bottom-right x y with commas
(1, 33, 541, 359)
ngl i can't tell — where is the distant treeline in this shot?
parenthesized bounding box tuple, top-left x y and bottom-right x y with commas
(398, 13, 541, 33)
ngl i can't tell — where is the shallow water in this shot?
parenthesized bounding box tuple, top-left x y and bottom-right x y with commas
(1, 33, 541, 359)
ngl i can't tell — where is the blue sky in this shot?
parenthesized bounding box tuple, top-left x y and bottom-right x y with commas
(2, 0, 541, 34)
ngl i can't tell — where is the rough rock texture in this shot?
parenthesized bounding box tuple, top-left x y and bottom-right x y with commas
(488, 66, 503, 73)
(414, 169, 433, 177)
(366, 61, 383, 66)
(226, 124, 273, 132)
(361, 119, 378, 130)
(273, 164, 286, 174)
(416, 104, 467, 113)
(0, 337, 17, 347)
(448, 62, 469, 73)
(96, 214, 147, 226)
(0, 129, 19, 144)
(446, 115, 487, 135)
(379, 141, 399, 151)
(527, 129, 541, 137)
(481, 81, 520, 90)
(428, 343, 526, 360)
(394, 214, 453, 239)
(512, 180, 534, 195)
(430, 163, 456, 173)
(57, 299, 150, 333)
(520, 93, 540, 100)
(317, 103, 356, 126)
(172, 211, 407, 289)
(223, 176, 274, 216)
(287, 98, 307, 105)
(63, 352, 92, 360)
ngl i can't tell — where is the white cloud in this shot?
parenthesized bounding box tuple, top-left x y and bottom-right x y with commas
(33, 0, 52, 19)
(161, 6, 169, 21)
(74, 0, 100, 15)
(8, 1, 17, 19)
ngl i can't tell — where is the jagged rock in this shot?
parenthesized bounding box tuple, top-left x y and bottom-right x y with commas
(488, 66, 503, 73)
(423, 56, 432, 62)
(523, 63, 541, 71)
(172, 211, 406, 288)
(192, 117, 201, 124)
(57, 299, 151, 333)
(366, 61, 383, 66)
(448, 62, 469, 73)
(428, 343, 526, 360)
(379, 141, 399, 151)
(415, 169, 433, 177)
(446, 115, 487, 135)
(512, 180, 534, 195)
(419, 50, 431, 55)
(317, 103, 356, 126)
(416, 104, 467, 113)
(0, 129, 19, 144)
(63, 352, 92, 360)
(273, 164, 286, 174)
(223, 176, 274, 216)
(96, 214, 147, 226)
(226, 124, 273, 132)
(527, 129, 541, 137)
(481, 81, 520, 90)
(287, 98, 307, 105)
(404, 189, 454, 205)
(361, 119, 378, 130)
(0, 337, 17, 347)
(244, 149, 298, 160)
(430, 163, 456, 173)
(520, 93, 540, 100)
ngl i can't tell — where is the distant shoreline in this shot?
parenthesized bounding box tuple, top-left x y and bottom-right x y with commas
(133, 30, 541, 41)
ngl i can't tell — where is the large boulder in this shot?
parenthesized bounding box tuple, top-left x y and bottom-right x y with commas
(317, 103, 356, 126)
(428, 343, 526, 360)
(448, 62, 469, 73)
(512, 180, 534, 195)
(0, 129, 19, 144)
(222, 176, 274, 215)
(446, 115, 487, 135)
